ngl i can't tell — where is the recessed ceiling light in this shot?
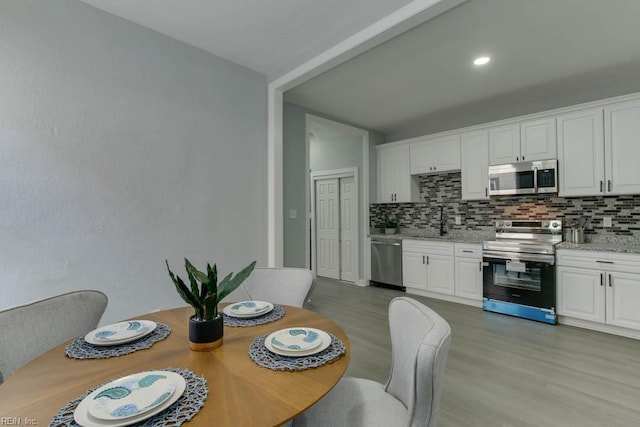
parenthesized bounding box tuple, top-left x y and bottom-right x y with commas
(473, 56, 491, 66)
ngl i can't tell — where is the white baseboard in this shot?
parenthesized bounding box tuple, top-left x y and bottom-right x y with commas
(404, 288, 482, 308)
(558, 316, 640, 340)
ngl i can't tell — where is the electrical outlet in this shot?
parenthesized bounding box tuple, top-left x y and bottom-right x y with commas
(455, 215, 462, 225)
(603, 216, 612, 227)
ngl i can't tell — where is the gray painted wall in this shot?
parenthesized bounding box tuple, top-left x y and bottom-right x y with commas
(310, 135, 363, 172)
(388, 68, 640, 141)
(0, 0, 268, 325)
(282, 102, 386, 276)
(283, 103, 308, 268)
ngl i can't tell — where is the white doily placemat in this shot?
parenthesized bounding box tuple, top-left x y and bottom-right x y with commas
(49, 368, 207, 426)
(223, 304, 285, 327)
(249, 333, 346, 371)
(65, 323, 171, 359)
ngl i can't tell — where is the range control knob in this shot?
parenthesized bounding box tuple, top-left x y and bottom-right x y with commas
(551, 222, 559, 228)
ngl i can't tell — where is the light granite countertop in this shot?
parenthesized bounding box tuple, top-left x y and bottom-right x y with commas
(369, 228, 493, 245)
(371, 228, 640, 254)
(557, 241, 640, 254)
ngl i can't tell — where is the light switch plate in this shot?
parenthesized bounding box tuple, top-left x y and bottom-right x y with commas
(603, 216, 612, 227)
(455, 215, 461, 225)
(289, 209, 297, 219)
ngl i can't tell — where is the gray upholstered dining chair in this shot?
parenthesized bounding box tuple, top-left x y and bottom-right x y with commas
(0, 290, 108, 384)
(292, 296, 452, 427)
(221, 267, 315, 308)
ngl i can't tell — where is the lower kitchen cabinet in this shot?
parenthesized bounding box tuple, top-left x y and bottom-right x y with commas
(402, 250, 428, 289)
(556, 266, 604, 323)
(556, 249, 640, 334)
(402, 240, 454, 295)
(403, 240, 482, 304)
(454, 244, 483, 301)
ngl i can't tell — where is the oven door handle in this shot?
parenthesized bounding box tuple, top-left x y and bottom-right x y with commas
(482, 250, 555, 265)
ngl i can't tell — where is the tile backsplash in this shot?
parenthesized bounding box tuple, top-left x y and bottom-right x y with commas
(370, 172, 640, 237)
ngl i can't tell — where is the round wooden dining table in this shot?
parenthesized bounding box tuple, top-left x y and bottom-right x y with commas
(0, 305, 350, 426)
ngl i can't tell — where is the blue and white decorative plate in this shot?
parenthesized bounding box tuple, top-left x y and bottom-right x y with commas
(223, 301, 274, 318)
(89, 372, 176, 421)
(74, 371, 186, 427)
(266, 327, 322, 353)
(85, 320, 157, 346)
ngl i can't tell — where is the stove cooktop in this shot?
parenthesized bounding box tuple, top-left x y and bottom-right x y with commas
(483, 220, 562, 254)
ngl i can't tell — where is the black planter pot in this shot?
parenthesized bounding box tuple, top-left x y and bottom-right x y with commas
(189, 314, 223, 351)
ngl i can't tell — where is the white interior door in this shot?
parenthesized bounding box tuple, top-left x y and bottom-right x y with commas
(340, 176, 357, 283)
(315, 178, 340, 279)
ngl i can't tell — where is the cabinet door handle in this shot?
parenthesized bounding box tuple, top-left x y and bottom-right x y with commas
(479, 261, 482, 271)
(600, 273, 604, 287)
(516, 156, 519, 162)
(596, 260, 614, 264)
(600, 181, 604, 192)
(425, 256, 429, 265)
(485, 188, 488, 197)
(608, 180, 612, 192)
(609, 273, 612, 287)
(522, 155, 525, 161)
(433, 166, 436, 171)
(422, 255, 425, 264)
(462, 250, 474, 253)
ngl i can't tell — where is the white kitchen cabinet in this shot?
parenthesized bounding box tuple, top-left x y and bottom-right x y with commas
(460, 130, 489, 200)
(402, 240, 454, 295)
(489, 118, 556, 165)
(557, 266, 604, 323)
(410, 134, 461, 175)
(604, 99, 640, 195)
(558, 99, 640, 197)
(557, 108, 605, 197)
(489, 124, 520, 165)
(402, 250, 428, 290)
(556, 249, 640, 332)
(520, 117, 557, 161)
(454, 243, 483, 301)
(377, 144, 420, 203)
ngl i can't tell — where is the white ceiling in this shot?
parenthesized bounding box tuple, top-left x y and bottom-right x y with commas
(80, 0, 414, 77)
(81, 0, 640, 137)
(286, 0, 640, 135)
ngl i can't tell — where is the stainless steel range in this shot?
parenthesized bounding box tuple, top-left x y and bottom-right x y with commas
(482, 220, 562, 324)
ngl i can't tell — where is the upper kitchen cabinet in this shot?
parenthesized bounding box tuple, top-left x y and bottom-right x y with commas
(558, 99, 640, 197)
(377, 143, 420, 203)
(488, 117, 556, 165)
(557, 108, 604, 197)
(460, 130, 489, 200)
(605, 99, 640, 195)
(409, 134, 461, 175)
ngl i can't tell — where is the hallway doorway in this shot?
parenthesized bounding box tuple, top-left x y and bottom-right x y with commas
(312, 171, 358, 282)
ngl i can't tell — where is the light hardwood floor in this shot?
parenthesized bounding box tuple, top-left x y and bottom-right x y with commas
(306, 277, 640, 427)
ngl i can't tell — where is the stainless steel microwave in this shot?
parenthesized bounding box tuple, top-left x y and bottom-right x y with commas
(488, 159, 558, 196)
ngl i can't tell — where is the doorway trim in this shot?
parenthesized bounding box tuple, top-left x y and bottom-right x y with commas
(267, 0, 464, 266)
(310, 168, 359, 283)
(306, 114, 370, 286)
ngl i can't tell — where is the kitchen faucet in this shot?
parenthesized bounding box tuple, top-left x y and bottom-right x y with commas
(439, 206, 447, 236)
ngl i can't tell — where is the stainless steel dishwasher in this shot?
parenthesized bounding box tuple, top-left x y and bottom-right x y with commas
(370, 237, 404, 291)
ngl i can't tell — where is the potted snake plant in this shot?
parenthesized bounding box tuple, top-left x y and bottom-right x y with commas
(166, 258, 256, 351)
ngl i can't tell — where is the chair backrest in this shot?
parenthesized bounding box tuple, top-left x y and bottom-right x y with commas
(0, 290, 108, 384)
(222, 267, 315, 308)
(385, 297, 452, 427)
